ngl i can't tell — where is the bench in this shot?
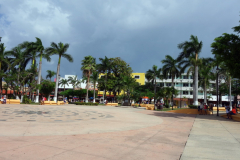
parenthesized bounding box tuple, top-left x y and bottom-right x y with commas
(213, 107, 226, 111)
(168, 109, 213, 115)
(106, 103, 118, 106)
(57, 101, 65, 105)
(145, 104, 155, 110)
(4, 99, 20, 104)
(221, 114, 240, 122)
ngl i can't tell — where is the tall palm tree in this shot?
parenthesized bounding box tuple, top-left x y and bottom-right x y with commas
(45, 42, 73, 102)
(146, 65, 161, 107)
(90, 71, 99, 103)
(98, 56, 112, 101)
(161, 55, 181, 106)
(59, 79, 69, 100)
(162, 55, 181, 87)
(199, 66, 214, 104)
(178, 35, 203, 105)
(0, 43, 11, 98)
(5, 45, 27, 99)
(81, 56, 96, 103)
(30, 37, 51, 103)
(46, 70, 56, 81)
(68, 75, 78, 90)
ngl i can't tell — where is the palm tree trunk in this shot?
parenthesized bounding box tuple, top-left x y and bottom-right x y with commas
(154, 78, 156, 110)
(194, 65, 198, 105)
(204, 81, 207, 104)
(93, 83, 96, 103)
(35, 53, 42, 103)
(54, 58, 61, 102)
(86, 70, 90, 103)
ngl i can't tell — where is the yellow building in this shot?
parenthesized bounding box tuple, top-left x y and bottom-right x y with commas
(98, 73, 145, 97)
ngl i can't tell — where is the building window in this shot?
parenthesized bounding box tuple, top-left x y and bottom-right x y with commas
(159, 83, 164, 87)
(183, 83, 189, 87)
(168, 75, 172, 79)
(183, 91, 188, 95)
(134, 75, 140, 79)
(183, 75, 188, 79)
(166, 83, 172, 87)
(190, 91, 193, 95)
(190, 84, 193, 87)
(190, 76, 193, 79)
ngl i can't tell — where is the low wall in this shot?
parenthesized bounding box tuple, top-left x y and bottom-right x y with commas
(168, 109, 212, 115)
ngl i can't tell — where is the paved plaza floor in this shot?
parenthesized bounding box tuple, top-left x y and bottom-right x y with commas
(0, 104, 239, 160)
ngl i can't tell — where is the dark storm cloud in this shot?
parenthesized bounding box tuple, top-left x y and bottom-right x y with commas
(0, 0, 240, 78)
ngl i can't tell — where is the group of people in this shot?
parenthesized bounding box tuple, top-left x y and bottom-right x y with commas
(225, 103, 238, 119)
(198, 103, 214, 115)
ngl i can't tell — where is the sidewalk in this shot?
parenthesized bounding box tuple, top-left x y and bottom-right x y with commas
(181, 114, 240, 160)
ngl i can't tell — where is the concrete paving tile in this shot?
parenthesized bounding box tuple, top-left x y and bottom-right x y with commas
(0, 144, 65, 160)
(46, 151, 108, 160)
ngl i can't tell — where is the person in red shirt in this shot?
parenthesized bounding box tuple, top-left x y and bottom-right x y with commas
(229, 104, 237, 119)
(203, 103, 208, 115)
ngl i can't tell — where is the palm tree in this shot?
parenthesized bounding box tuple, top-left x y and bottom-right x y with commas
(90, 71, 99, 103)
(0, 43, 11, 98)
(31, 37, 51, 103)
(146, 65, 161, 107)
(161, 55, 181, 87)
(68, 75, 78, 90)
(46, 70, 56, 81)
(97, 56, 112, 101)
(45, 42, 73, 102)
(5, 45, 27, 99)
(178, 35, 203, 105)
(59, 79, 69, 100)
(161, 55, 181, 106)
(81, 56, 96, 103)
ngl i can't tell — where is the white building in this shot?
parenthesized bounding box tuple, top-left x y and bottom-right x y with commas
(58, 75, 86, 89)
(148, 73, 234, 105)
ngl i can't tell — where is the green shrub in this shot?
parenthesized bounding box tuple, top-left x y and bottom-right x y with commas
(22, 95, 31, 104)
(188, 105, 198, 109)
(75, 102, 98, 106)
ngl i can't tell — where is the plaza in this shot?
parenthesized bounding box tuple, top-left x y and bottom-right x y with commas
(0, 104, 239, 160)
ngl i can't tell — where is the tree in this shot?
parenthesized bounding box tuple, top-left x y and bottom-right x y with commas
(45, 42, 73, 102)
(211, 33, 240, 79)
(81, 56, 96, 103)
(97, 56, 112, 100)
(90, 71, 99, 103)
(146, 65, 161, 108)
(162, 55, 181, 86)
(68, 75, 78, 90)
(5, 45, 27, 99)
(46, 70, 56, 81)
(122, 75, 138, 105)
(0, 43, 11, 98)
(178, 35, 203, 105)
(58, 79, 69, 100)
(32, 37, 51, 103)
(40, 80, 55, 101)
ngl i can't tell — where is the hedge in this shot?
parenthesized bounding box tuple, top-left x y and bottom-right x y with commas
(188, 105, 198, 109)
(75, 102, 99, 106)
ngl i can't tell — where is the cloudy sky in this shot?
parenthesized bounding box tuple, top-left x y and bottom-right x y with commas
(0, 0, 240, 79)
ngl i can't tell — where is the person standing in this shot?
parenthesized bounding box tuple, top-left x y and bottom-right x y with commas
(225, 103, 230, 119)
